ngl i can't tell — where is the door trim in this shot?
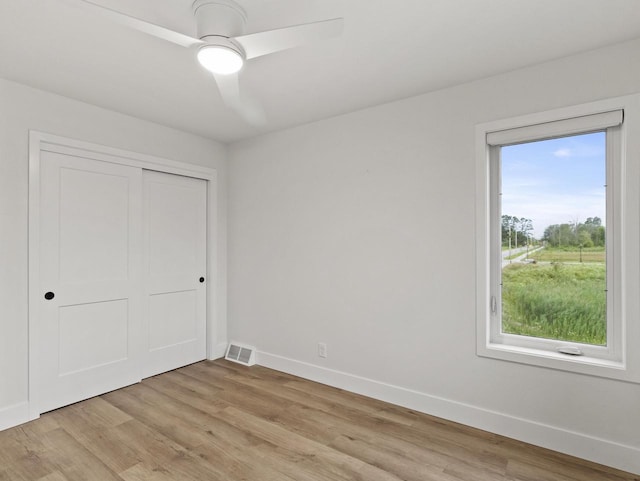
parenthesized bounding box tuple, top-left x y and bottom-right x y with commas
(28, 131, 224, 420)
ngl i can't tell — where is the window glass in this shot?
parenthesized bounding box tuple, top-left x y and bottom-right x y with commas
(500, 132, 606, 346)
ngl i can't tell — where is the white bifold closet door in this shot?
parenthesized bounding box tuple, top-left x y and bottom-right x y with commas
(38, 152, 207, 414)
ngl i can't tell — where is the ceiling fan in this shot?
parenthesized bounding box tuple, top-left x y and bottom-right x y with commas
(64, 0, 344, 123)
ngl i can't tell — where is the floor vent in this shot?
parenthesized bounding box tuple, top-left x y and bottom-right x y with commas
(225, 342, 256, 366)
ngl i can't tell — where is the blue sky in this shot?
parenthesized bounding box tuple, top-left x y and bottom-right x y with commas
(501, 132, 606, 238)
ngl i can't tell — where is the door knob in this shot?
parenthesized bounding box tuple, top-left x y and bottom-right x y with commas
(44, 292, 55, 300)
(199, 277, 205, 283)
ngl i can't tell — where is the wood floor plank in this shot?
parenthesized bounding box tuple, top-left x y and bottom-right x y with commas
(37, 471, 71, 481)
(103, 386, 216, 450)
(221, 404, 429, 481)
(190, 439, 300, 481)
(106, 419, 225, 481)
(37, 428, 123, 481)
(140, 370, 227, 414)
(330, 433, 469, 481)
(47, 396, 132, 429)
(245, 371, 506, 471)
(250, 441, 392, 481)
(1, 359, 638, 481)
(281, 402, 508, 477)
(0, 425, 53, 480)
(176, 363, 295, 420)
(253, 388, 509, 477)
(56, 422, 141, 474)
(0, 467, 32, 481)
(247, 443, 353, 481)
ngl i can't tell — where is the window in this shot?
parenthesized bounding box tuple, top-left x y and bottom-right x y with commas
(476, 97, 640, 382)
(500, 131, 608, 348)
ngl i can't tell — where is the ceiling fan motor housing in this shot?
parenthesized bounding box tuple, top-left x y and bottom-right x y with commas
(192, 0, 247, 39)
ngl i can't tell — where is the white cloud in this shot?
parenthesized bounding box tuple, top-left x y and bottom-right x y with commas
(553, 148, 572, 157)
(552, 141, 605, 159)
(503, 192, 605, 238)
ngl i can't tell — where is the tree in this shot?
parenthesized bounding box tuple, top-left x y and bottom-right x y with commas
(578, 229, 594, 247)
(517, 218, 533, 246)
(543, 223, 574, 247)
(542, 217, 605, 247)
(502, 215, 518, 247)
(584, 217, 605, 247)
(596, 226, 605, 246)
(502, 215, 517, 247)
(501, 215, 512, 246)
(502, 215, 534, 248)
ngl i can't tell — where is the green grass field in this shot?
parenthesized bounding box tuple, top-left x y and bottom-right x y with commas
(529, 246, 605, 263)
(501, 262, 606, 345)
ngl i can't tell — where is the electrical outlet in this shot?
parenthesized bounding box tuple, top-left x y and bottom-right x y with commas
(318, 342, 327, 358)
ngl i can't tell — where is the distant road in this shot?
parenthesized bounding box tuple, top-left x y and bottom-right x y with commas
(502, 246, 544, 268)
(501, 246, 529, 260)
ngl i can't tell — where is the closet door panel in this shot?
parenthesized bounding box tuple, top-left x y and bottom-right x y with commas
(142, 170, 207, 378)
(39, 151, 143, 413)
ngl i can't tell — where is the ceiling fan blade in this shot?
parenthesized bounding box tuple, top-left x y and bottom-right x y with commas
(234, 17, 343, 60)
(213, 72, 241, 106)
(213, 73, 266, 125)
(63, 0, 204, 48)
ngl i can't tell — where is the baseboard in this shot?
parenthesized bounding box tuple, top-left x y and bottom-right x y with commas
(208, 341, 228, 360)
(257, 351, 640, 476)
(0, 402, 33, 432)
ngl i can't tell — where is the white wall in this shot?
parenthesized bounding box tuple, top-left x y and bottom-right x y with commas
(0, 79, 227, 427)
(228, 39, 640, 474)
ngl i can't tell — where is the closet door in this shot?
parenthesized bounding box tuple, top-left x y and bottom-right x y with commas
(142, 170, 207, 378)
(39, 151, 143, 413)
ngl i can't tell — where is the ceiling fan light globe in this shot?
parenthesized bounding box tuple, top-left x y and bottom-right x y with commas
(197, 45, 244, 75)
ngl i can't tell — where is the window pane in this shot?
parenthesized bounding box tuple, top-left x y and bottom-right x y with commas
(500, 132, 606, 346)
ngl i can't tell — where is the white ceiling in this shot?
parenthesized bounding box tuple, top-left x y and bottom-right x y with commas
(2, 0, 640, 143)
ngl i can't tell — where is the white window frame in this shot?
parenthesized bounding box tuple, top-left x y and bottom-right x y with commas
(476, 96, 640, 383)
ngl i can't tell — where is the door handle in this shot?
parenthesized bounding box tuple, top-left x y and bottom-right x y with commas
(199, 277, 205, 283)
(44, 292, 55, 300)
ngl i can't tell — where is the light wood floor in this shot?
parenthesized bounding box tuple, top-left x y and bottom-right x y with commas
(0, 360, 637, 481)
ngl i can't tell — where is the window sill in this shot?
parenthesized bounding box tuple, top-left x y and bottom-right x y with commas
(477, 341, 639, 383)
